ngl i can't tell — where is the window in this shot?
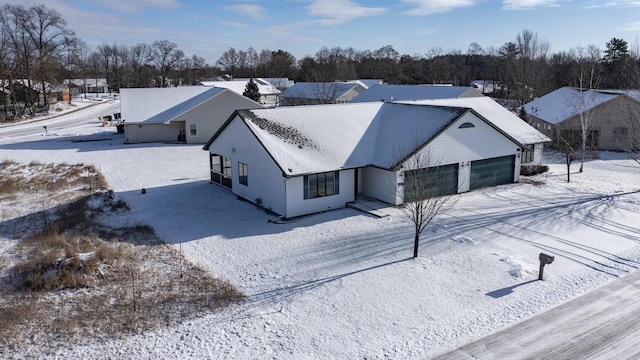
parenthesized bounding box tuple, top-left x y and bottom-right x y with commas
(458, 122, 475, 129)
(189, 123, 197, 136)
(521, 145, 534, 164)
(614, 127, 629, 139)
(223, 157, 232, 176)
(304, 171, 339, 199)
(238, 162, 248, 186)
(210, 154, 232, 189)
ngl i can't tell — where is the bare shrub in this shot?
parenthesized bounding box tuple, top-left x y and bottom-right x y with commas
(520, 164, 549, 176)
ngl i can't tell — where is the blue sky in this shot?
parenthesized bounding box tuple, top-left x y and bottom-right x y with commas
(4, 0, 640, 64)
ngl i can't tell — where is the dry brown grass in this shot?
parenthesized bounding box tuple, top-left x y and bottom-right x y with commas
(0, 161, 244, 354)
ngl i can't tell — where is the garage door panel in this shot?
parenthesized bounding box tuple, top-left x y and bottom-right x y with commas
(470, 155, 515, 190)
(404, 164, 458, 202)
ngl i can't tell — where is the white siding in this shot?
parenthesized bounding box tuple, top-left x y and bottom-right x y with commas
(403, 112, 521, 194)
(208, 116, 287, 215)
(533, 143, 544, 165)
(360, 166, 401, 205)
(284, 169, 355, 218)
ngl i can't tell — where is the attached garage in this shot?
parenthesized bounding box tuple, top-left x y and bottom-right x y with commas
(404, 163, 459, 202)
(470, 155, 515, 190)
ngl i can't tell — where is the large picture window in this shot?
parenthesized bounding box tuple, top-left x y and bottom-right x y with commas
(238, 162, 248, 186)
(304, 171, 339, 199)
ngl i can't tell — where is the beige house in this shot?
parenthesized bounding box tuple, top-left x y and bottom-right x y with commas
(121, 86, 263, 144)
(521, 87, 640, 151)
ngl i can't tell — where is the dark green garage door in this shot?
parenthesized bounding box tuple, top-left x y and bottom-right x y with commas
(404, 164, 459, 202)
(470, 155, 515, 190)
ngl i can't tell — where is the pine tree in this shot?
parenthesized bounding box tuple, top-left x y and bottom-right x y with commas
(243, 78, 261, 102)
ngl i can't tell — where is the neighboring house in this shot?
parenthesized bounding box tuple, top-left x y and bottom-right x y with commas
(279, 82, 366, 106)
(121, 86, 262, 144)
(6, 79, 57, 105)
(470, 80, 503, 96)
(64, 79, 109, 95)
(238, 78, 294, 90)
(198, 79, 281, 106)
(351, 84, 483, 103)
(520, 87, 640, 151)
(351, 79, 384, 89)
(203, 98, 549, 218)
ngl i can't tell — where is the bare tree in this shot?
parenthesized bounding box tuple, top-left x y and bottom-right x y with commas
(23, 4, 73, 106)
(571, 45, 602, 172)
(149, 40, 183, 87)
(398, 148, 458, 258)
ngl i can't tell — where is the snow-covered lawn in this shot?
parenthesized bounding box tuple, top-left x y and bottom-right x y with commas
(1, 103, 639, 358)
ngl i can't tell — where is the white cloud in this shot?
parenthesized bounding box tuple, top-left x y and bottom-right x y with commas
(501, 0, 561, 10)
(264, 25, 293, 38)
(95, 0, 182, 12)
(224, 4, 267, 19)
(307, 0, 387, 25)
(402, 0, 475, 15)
(219, 21, 251, 29)
(621, 21, 640, 31)
(586, 0, 640, 8)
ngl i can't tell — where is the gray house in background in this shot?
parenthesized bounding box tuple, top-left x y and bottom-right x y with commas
(279, 82, 367, 106)
(351, 84, 483, 103)
(520, 87, 640, 151)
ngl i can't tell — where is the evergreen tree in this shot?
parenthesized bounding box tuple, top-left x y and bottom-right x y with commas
(243, 78, 261, 102)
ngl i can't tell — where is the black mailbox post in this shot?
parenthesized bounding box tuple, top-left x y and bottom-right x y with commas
(538, 253, 555, 280)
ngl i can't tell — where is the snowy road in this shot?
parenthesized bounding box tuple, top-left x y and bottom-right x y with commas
(435, 269, 640, 359)
(0, 100, 119, 141)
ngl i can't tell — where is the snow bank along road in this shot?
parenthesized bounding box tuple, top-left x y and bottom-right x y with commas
(436, 268, 640, 359)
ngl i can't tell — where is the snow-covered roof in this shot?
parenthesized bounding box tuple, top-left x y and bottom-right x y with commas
(280, 82, 361, 101)
(64, 79, 109, 88)
(352, 79, 384, 89)
(235, 77, 295, 89)
(199, 80, 281, 96)
(120, 86, 211, 123)
(351, 84, 482, 103)
(519, 87, 619, 125)
(142, 87, 228, 124)
(401, 97, 551, 145)
(209, 102, 469, 176)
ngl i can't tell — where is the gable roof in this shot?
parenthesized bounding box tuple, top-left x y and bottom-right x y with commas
(120, 86, 211, 123)
(142, 87, 229, 124)
(206, 102, 478, 176)
(280, 82, 362, 101)
(402, 97, 551, 145)
(198, 80, 281, 96)
(519, 87, 620, 125)
(351, 84, 482, 103)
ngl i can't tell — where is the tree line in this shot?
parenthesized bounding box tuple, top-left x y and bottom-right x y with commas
(1, 3, 639, 118)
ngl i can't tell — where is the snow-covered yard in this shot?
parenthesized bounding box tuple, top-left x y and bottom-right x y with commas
(1, 102, 639, 358)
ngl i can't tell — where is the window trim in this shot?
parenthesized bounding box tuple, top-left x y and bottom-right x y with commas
(189, 123, 197, 136)
(238, 162, 248, 186)
(304, 171, 340, 200)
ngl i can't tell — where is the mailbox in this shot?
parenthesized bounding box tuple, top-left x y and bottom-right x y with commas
(539, 253, 554, 264)
(538, 252, 554, 280)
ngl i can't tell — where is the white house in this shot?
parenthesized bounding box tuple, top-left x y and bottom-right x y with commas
(198, 79, 281, 106)
(121, 86, 263, 144)
(203, 98, 550, 218)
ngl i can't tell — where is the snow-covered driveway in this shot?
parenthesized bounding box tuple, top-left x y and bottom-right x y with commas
(436, 267, 640, 359)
